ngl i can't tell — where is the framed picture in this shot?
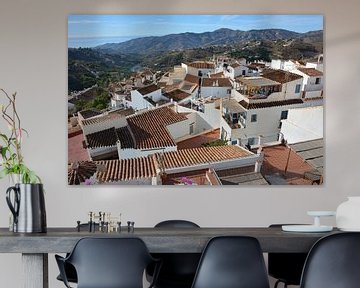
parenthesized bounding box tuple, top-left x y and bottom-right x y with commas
(67, 15, 323, 186)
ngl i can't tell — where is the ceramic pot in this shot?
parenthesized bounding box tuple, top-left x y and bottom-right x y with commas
(336, 197, 360, 231)
(6, 183, 47, 233)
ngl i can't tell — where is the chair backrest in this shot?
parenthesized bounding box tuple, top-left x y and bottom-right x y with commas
(268, 224, 308, 285)
(67, 237, 154, 288)
(153, 220, 201, 282)
(191, 236, 270, 288)
(155, 220, 200, 228)
(300, 232, 360, 288)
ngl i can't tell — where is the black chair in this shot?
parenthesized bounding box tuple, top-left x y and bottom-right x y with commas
(148, 220, 201, 288)
(56, 223, 99, 284)
(268, 224, 308, 288)
(300, 232, 360, 288)
(191, 236, 270, 288)
(55, 237, 160, 288)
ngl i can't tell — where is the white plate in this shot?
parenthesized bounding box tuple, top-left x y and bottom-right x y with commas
(282, 225, 333, 232)
(307, 211, 336, 217)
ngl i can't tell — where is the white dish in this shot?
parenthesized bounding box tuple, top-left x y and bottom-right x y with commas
(282, 225, 333, 233)
(307, 211, 336, 217)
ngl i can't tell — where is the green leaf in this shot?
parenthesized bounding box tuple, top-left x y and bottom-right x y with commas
(0, 146, 8, 158)
(0, 168, 9, 179)
(0, 133, 8, 142)
(21, 128, 29, 137)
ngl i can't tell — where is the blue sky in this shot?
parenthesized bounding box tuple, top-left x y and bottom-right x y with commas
(68, 15, 323, 39)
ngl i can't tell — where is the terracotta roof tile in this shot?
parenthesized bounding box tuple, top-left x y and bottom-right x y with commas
(82, 109, 132, 126)
(85, 126, 135, 149)
(188, 61, 215, 69)
(78, 109, 102, 119)
(231, 63, 241, 68)
(184, 74, 200, 85)
(262, 69, 303, 83)
(158, 145, 252, 169)
(202, 78, 232, 87)
(164, 89, 191, 102)
(210, 71, 225, 78)
(86, 127, 117, 148)
(127, 106, 187, 149)
(68, 161, 97, 185)
(116, 127, 135, 149)
(96, 158, 156, 182)
(239, 99, 303, 109)
(298, 67, 323, 77)
(137, 84, 159, 95)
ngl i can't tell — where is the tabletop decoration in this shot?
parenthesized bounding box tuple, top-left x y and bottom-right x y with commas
(0, 89, 46, 233)
(336, 197, 360, 231)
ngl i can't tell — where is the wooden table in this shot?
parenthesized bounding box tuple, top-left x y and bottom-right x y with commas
(0, 227, 339, 288)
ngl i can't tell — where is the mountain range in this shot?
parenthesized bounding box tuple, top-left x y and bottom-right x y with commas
(95, 28, 323, 55)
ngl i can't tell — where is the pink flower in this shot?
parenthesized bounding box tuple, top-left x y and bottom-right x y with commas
(180, 177, 193, 185)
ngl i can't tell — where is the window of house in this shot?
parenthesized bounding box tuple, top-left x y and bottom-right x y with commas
(248, 137, 256, 145)
(221, 127, 228, 140)
(227, 89, 231, 94)
(295, 84, 301, 94)
(242, 70, 246, 76)
(251, 114, 257, 122)
(280, 110, 288, 120)
(315, 77, 321, 84)
(189, 123, 194, 134)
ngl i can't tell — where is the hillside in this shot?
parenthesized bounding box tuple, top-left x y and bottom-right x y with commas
(68, 29, 323, 92)
(95, 28, 305, 54)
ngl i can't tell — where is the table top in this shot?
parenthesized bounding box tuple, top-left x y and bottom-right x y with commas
(0, 227, 340, 254)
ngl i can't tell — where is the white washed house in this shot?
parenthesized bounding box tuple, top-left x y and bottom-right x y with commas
(181, 61, 216, 77)
(291, 67, 323, 99)
(280, 106, 323, 144)
(130, 84, 167, 110)
(201, 78, 232, 98)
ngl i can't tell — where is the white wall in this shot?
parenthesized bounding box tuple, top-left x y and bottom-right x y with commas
(82, 116, 127, 135)
(280, 107, 323, 144)
(201, 86, 231, 98)
(1, 0, 360, 287)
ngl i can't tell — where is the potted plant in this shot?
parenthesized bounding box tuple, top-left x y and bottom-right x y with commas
(0, 89, 46, 233)
(0, 89, 40, 183)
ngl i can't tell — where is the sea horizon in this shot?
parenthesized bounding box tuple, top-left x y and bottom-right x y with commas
(68, 35, 140, 48)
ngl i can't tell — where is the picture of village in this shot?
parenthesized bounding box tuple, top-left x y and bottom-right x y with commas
(68, 15, 324, 186)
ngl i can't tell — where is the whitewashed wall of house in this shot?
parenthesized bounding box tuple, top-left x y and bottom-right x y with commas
(201, 86, 231, 98)
(186, 66, 215, 77)
(260, 79, 303, 101)
(304, 90, 323, 99)
(166, 119, 192, 140)
(130, 90, 154, 110)
(219, 116, 234, 141)
(164, 153, 260, 175)
(117, 146, 177, 160)
(240, 103, 307, 143)
(306, 62, 324, 72)
(82, 117, 128, 135)
(202, 101, 221, 129)
(280, 107, 323, 144)
(89, 145, 118, 159)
